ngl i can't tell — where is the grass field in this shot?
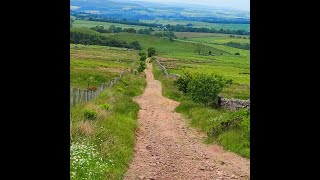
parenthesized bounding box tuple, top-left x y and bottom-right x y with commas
(141, 19, 250, 31)
(70, 44, 139, 88)
(109, 32, 230, 57)
(73, 19, 155, 30)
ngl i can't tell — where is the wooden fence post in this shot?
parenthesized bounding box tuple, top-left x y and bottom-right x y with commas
(70, 88, 73, 106)
(72, 88, 77, 106)
(77, 88, 80, 103)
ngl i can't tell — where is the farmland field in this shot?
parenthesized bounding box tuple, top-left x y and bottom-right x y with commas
(70, 44, 139, 88)
(189, 36, 250, 44)
(73, 19, 154, 30)
(141, 19, 250, 31)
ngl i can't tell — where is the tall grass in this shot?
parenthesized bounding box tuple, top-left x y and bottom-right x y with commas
(70, 73, 146, 179)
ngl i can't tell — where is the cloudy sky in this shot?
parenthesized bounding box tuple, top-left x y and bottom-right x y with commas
(133, 0, 250, 11)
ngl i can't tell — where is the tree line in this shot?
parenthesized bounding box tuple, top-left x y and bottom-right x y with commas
(90, 25, 176, 39)
(90, 25, 154, 35)
(70, 28, 142, 50)
(83, 17, 250, 35)
(164, 24, 249, 35)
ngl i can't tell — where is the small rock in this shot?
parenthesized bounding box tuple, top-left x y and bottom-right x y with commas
(199, 167, 205, 170)
(231, 174, 238, 179)
(138, 175, 145, 179)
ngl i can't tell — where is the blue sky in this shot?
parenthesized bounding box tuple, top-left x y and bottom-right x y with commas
(133, 0, 250, 11)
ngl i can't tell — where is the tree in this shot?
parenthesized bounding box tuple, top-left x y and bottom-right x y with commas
(124, 28, 136, 33)
(235, 52, 240, 55)
(129, 41, 141, 50)
(147, 47, 156, 57)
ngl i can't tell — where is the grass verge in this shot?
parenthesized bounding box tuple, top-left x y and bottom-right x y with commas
(153, 63, 250, 158)
(70, 72, 146, 179)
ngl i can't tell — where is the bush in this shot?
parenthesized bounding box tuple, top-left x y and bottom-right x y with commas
(84, 109, 97, 120)
(175, 71, 193, 93)
(137, 62, 146, 72)
(140, 55, 147, 61)
(188, 73, 230, 107)
(147, 47, 156, 57)
(235, 52, 240, 55)
(99, 103, 110, 111)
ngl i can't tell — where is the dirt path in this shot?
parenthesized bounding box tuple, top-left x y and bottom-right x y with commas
(124, 62, 250, 180)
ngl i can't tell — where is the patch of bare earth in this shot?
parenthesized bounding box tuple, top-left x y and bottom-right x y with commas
(124, 62, 250, 180)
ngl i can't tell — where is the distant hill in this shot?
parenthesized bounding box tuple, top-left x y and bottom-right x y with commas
(70, 0, 250, 24)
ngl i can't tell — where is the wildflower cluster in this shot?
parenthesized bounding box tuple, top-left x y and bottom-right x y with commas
(70, 142, 108, 179)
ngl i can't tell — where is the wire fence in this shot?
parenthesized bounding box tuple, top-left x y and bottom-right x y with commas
(70, 71, 125, 106)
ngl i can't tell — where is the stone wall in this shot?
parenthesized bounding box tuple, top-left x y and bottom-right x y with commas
(218, 96, 250, 110)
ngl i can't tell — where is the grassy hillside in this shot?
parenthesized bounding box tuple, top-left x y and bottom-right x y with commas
(109, 32, 229, 56)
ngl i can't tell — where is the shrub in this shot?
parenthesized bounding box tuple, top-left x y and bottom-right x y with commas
(147, 47, 156, 57)
(175, 71, 193, 93)
(235, 52, 240, 55)
(84, 109, 97, 120)
(137, 62, 146, 72)
(99, 103, 110, 111)
(140, 55, 147, 61)
(188, 73, 229, 107)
